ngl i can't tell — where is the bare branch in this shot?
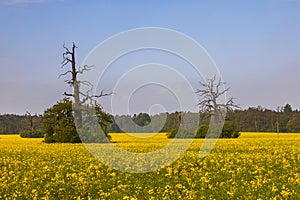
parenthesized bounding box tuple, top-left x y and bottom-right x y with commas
(78, 80, 93, 88)
(72, 42, 78, 50)
(77, 65, 94, 74)
(61, 57, 72, 67)
(60, 43, 113, 128)
(215, 87, 230, 98)
(225, 97, 240, 111)
(94, 89, 113, 98)
(58, 70, 72, 79)
(63, 42, 71, 53)
(64, 92, 74, 97)
(64, 79, 74, 85)
(196, 76, 239, 119)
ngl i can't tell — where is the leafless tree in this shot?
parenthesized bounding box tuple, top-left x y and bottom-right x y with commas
(26, 111, 34, 132)
(59, 43, 111, 127)
(196, 76, 239, 123)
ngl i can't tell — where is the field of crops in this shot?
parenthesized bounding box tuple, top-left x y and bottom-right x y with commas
(1, 132, 300, 199)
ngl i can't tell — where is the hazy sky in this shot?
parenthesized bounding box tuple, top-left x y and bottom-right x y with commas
(1, 0, 300, 114)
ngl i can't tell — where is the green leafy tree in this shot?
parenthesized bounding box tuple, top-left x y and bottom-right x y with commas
(43, 99, 80, 143)
(132, 113, 151, 127)
(286, 116, 300, 132)
(221, 121, 240, 138)
(167, 128, 195, 138)
(162, 112, 181, 132)
(76, 105, 112, 143)
(95, 105, 113, 138)
(196, 124, 209, 138)
(284, 104, 293, 113)
(43, 99, 113, 143)
(194, 121, 239, 138)
(0, 124, 4, 133)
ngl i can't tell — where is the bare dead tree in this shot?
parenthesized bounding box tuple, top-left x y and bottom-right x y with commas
(196, 76, 239, 123)
(59, 42, 111, 127)
(26, 111, 34, 132)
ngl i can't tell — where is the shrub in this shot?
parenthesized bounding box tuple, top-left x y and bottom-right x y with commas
(168, 121, 240, 139)
(167, 128, 178, 138)
(44, 134, 53, 143)
(42, 99, 80, 143)
(20, 130, 44, 138)
(167, 128, 196, 138)
(221, 121, 240, 138)
(196, 124, 209, 138)
(43, 99, 112, 143)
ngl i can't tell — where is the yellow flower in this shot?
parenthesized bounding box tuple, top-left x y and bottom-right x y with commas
(272, 185, 278, 192)
(148, 189, 154, 195)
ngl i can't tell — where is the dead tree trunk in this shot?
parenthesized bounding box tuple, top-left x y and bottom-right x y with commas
(196, 76, 239, 136)
(196, 76, 239, 120)
(60, 43, 82, 127)
(60, 43, 111, 129)
(26, 111, 34, 132)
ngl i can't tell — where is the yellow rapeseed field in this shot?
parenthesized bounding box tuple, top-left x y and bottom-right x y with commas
(1, 132, 300, 199)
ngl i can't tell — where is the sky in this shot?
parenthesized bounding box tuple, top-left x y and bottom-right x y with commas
(0, 0, 300, 115)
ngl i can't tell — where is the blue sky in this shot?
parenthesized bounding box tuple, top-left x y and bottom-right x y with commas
(0, 0, 300, 114)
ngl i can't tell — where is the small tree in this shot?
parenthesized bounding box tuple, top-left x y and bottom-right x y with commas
(196, 124, 209, 138)
(132, 113, 151, 127)
(195, 122, 239, 138)
(43, 99, 79, 143)
(286, 116, 300, 132)
(283, 104, 293, 113)
(221, 121, 240, 138)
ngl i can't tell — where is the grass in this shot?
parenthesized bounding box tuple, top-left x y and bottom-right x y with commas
(0, 132, 300, 199)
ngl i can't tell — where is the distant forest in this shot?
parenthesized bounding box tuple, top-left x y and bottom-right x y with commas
(0, 114, 43, 134)
(1, 104, 300, 134)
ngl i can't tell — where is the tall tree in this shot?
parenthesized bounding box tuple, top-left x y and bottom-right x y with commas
(196, 76, 239, 137)
(59, 43, 111, 128)
(40, 42, 113, 143)
(196, 76, 239, 121)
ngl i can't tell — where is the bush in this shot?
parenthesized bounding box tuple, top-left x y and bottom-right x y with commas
(42, 99, 81, 143)
(168, 121, 240, 139)
(43, 99, 112, 143)
(167, 128, 178, 138)
(221, 121, 240, 138)
(196, 124, 209, 138)
(167, 128, 196, 138)
(43, 134, 53, 143)
(78, 124, 111, 143)
(20, 130, 44, 138)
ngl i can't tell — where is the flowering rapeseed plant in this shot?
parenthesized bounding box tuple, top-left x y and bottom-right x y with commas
(0, 133, 299, 199)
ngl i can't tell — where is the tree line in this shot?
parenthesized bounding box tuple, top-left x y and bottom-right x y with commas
(110, 103, 300, 134)
(227, 104, 300, 133)
(1, 103, 299, 135)
(0, 114, 42, 135)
